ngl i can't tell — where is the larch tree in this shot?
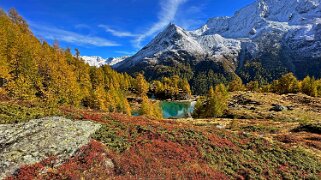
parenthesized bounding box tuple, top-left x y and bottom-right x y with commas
(302, 76, 318, 97)
(180, 78, 192, 97)
(228, 76, 245, 92)
(275, 73, 299, 94)
(0, 12, 11, 94)
(193, 84, 228, 118)
(0, 8, 134, 115)
(136, 73, 149, 96)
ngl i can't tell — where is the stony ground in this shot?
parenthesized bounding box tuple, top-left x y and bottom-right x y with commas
(178, 92, 321, 161)
(0, 117, 101, 179)
(0, 92, 321, 179)
(226, 92, 321, 123)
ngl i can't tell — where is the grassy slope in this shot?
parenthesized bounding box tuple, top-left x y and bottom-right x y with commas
(2, 92, 321, 179)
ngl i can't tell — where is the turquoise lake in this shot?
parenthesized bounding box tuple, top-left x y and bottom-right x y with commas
(160, 101, 196, 119)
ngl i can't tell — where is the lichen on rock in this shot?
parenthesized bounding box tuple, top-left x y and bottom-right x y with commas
(0, 116, 101, 179)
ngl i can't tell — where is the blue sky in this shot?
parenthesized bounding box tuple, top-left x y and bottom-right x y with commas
(0, 0, 254, 58)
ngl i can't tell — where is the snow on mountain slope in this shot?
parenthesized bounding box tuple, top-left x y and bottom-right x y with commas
(115, 24, 243, 69)
(197, 34, 241, 56)
(115, 0, 321, 76)
(193, 0, 321, 38)
(107, 57, 128, 66)
(81, 56, 106, 67)
(81, 56, 128, 67)
(127, 24, 205, 64)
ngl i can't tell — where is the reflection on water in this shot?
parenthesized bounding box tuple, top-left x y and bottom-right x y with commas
(161, 101, 196, 119)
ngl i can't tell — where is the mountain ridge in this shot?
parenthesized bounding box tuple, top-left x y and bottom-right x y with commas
(115, 0, 321, 84)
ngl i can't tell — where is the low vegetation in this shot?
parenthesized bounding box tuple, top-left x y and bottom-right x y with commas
(6, 109, 321, 179)
(6, 140, 114, 180)
(0, 101, 60, 124)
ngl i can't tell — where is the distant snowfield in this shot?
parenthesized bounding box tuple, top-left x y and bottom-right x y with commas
(81, 56, 128, 67)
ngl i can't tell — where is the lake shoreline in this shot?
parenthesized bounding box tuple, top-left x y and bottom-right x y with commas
(157, 95, 198, 103)
(160, 101, 196, 119)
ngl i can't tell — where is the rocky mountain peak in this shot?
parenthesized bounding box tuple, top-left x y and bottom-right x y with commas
(115, 0, 321, 81)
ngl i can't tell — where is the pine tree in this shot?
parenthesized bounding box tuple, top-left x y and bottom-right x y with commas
(193, 84, 228, 118)
(122, 95, 132, 115)
(4, 17, 40, 101)
(90, 67, 104, 90)
(153, 80, 164, 94)
(206, 84, 228, 117)
(140, 95, 151, 116)
(302, 76, 318, 97)
(275, 73, 299, 94)
(310, 77, 318, 97)
(216, 83, 229, 98)
(75, 48, 80, 59)
(92, 85, 107, 110)
(75, 61, 92, 103)
(139, 95, 162, 118)
(0, 16, 11, 94)
(228, 76, 245, 92)
(136, 73, 149, 96)
(316, 80, 321, 97)
(246, 81, 260, 92)
(8, 8, 29, 33)
(192, 98, 205, 118)
(180, 78, 192, 97)
(151, 101, 163, 119)
(171, 75, 180, 96)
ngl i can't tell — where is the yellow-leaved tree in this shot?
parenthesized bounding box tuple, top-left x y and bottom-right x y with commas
(193, 84, 228, 118)
(301, 76, 318, 97)
(228, 76, 245, 92)
(0, 8, 134, 115)
(139, 95, 162, 119)
(136, 73, 149, 96)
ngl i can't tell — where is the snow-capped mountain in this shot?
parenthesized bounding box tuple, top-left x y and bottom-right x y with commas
(81, 56, 128, 67)
(115, 0, 321, 80)
(193, 0, 321, 38)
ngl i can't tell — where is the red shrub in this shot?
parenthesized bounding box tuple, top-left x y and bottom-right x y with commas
(279, 163, 289, 173)
(182, 163, 229, 180)
(107, 138, 228, 179)
(6, 141, 113, 180)
(5, 156, 57, 180)
(276, 134, 298, 143)
(51, 140, 113, 179)
(82, 112, 104, 123)
(208, 133, 237, 150)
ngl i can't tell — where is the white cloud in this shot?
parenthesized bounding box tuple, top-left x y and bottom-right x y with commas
(99, 25, 138, 37)
(175, 5, 207, 30)
(75, 24, 91, 30)
(30, 23, 120, 47)
(115, 50, 136, 55)
(134, 0, 187, 48)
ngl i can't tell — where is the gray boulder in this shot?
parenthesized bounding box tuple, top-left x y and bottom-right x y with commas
(270, 104, 288, 112)
(0, 117, 101, 179)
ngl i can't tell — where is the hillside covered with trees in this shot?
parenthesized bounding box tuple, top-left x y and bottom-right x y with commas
(0, 9, 136, 114)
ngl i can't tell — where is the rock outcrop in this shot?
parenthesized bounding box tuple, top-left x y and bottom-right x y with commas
(0, 117, 101, 179)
